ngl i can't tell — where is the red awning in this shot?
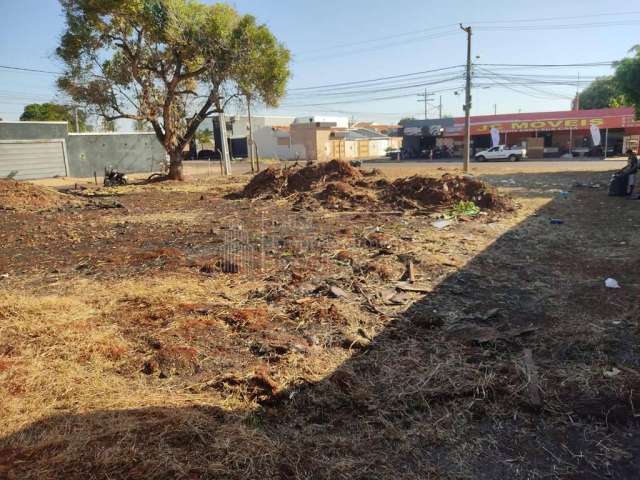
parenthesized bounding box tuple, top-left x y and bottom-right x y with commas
(443, 107, 640, 136)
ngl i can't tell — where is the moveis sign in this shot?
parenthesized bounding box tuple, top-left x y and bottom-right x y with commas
(472, 117, 608, 134)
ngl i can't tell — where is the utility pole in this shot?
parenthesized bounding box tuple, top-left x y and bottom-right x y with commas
(439, 95, 443, 119)
(218, 111, 231, 176)
(575, 73, 581, 111)
(493, 104, 497, 116)
(74, 107, 79, 133)
(460, 24, 472, 174)
(417, 88, 434, 120)
(246, 94, 255, 172)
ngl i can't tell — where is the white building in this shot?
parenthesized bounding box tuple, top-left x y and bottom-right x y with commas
(293, 116, 349, 129)
(253, 125, 306, 160)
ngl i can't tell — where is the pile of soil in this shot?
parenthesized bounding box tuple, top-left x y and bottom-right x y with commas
(0, 179, 82, 211)
(385, 174, 511, 210)
(241, 159, 362, 198)
(238, 160, 514, 212)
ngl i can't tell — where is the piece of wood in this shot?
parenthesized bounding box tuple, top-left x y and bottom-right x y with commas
(407, 260, 416, 283)
(395, 281, 433, 293)
(522, 348, 543, 409)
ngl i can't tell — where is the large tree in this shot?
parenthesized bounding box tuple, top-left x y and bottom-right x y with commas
(56, 0, 290, 179)
(20, 102, 89, 132)
(572, 76, 627, 110)
(614, 46, 640, 118)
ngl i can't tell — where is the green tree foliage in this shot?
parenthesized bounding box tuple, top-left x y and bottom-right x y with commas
(571, 77, 627, 110)
(399, 117, 417, 125)
(195, 128, 213, 145)
(614, 46, 640, 118)
(19, 103, 89, 132)
(56, 0, 290, 179)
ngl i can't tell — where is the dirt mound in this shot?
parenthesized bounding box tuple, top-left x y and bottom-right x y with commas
(241, 159, 362, 197)
(0, 179, 82, 211)
(238, 160, 513, 212)
(386, 174, 513, 210)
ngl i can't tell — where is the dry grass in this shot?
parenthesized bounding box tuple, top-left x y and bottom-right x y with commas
(100, 211, 206, 225)
(1, 168, 639, 479)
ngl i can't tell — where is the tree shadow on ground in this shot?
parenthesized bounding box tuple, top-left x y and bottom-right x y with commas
(2, 170, 640, 479)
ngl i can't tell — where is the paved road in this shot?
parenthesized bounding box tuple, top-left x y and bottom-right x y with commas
(360, 158, 626, 177)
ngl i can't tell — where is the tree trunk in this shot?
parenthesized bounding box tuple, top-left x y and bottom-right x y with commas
(168, 151, 184, 181)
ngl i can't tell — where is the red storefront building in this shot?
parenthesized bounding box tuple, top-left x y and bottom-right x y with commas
(439, 107, 640, 157)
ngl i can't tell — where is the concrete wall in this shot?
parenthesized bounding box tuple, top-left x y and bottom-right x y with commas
(0, 121, 167, 179)
(0, 121, 68, 141)
(290, 123, 334, 162)
(66, 133, 166, 177)
(368, 138, 390, 157)
(253, 126, 306, 160)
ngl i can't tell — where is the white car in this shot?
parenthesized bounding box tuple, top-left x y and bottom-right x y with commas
(474, 145, 527, 162)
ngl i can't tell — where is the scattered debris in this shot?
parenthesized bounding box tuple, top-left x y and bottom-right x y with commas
(0, 179, 83, 211)
(431, 219, 454, 229)
(605, 278, 621, 289)
(395, 281, 433, 293)
(549, 219, 564, 225)
(522, 348, 543, 409)
(387, 292, 412, 305)
(445, 323, 538, 343)
(603, 367, 621, 378)
(462, 307, 500, 322)
(90, 199, 125, 209)
(328, 285, 348, 298)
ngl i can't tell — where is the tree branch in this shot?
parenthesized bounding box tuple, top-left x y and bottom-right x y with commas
(177, 90, 218, 150)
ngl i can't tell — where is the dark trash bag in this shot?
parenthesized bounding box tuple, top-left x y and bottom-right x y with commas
(608, 172, 628, 196)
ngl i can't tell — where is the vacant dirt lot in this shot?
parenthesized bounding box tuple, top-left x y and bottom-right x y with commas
(0, 161, 638, 479)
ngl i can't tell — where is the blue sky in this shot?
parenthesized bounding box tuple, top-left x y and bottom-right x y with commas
(1, 0, 639, 125)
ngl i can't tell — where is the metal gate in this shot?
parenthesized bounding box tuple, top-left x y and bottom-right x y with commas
(357, 140, 369, 158)
(0, 140, 68, 180)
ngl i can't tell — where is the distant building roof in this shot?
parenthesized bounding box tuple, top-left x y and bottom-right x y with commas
(331, 128, 388, 140)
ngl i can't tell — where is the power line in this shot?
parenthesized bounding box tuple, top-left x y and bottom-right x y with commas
(476, 67, 575, 100)
(291, 11, 640, 58)
(476, 62, 615, 68)
(475, 20, 640, 31)
(287, 65, 464, 91)
(284, 73, 464, 99)
(0, 65, 62, 75)
(471, 11, 640, 25)
(294, 31, 460, 62)
(280, 84, 465, 108)
(293, 23, 459, 55)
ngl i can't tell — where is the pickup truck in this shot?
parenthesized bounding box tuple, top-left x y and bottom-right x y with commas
(474, 145, 527, 162)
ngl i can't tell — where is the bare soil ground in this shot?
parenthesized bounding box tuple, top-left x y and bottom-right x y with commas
(0, 162, 639, 479)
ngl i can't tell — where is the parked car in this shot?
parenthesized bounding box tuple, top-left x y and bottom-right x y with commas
(197, 149, 217, 160)
(386, 148, 402, 158)
(474, 145, 527, 162)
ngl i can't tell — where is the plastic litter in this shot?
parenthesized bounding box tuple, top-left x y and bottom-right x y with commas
(431, 219, 454, 229)
(549, 219, 564, 225)
(603, 367, 621, 378)
(605, 278, 621, 289)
